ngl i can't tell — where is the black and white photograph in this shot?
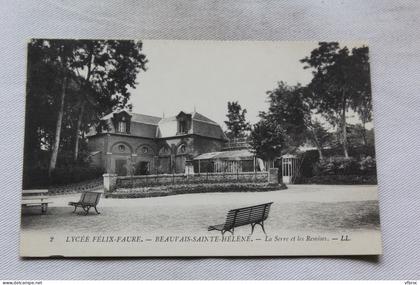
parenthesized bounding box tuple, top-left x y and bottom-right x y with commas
(21, 39, 381, 256)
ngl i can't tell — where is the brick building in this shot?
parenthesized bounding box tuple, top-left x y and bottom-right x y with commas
(87, 109, 228, 175)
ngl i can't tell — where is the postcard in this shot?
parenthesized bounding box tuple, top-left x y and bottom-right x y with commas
(21, 39, 381, 256)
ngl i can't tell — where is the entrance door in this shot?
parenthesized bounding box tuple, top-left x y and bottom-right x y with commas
(158, 157, 171, 174)
(115, 159, 128, 176)
(175, 155, 186, 173)
(135, 161, 150, 175)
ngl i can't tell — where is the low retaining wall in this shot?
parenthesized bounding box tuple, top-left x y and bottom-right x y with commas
(47, 178, 103, 195)
(117, 171, 268, 188)
(103, 168, 279, 194)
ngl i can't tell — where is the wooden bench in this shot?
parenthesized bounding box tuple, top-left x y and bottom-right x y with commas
(208, 202, 273, 236)
(69, 191, 101, 215)
(21, 189, 51, 214)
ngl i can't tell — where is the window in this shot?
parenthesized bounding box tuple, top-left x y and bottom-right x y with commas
(141, 146, 148, 154)
(178, 119, 189, 134)
(178, 145, 186, 154)
(118, 144, 126, 152)
(117, 121, 127, 133)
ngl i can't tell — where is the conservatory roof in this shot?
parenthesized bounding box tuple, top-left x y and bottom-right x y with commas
(193, 149, 255, 160)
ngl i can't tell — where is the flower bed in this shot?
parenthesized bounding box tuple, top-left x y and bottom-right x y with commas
(106, 182, 287, 199)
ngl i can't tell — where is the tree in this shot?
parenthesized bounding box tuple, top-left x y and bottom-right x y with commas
(305, 120, 332, 160)
(25, 41, 63, 176)
(224, 101, 251, 140)
(349, 46, 372, 145)
(262, 82, 331, 160)
(25, 39, 148, 179)
(301, 42, 371, 158)
(32, 40, 77, 176)
(249, 114, 286, 162)
(264, 82, 307, 149)
(69, 40, 148, 161)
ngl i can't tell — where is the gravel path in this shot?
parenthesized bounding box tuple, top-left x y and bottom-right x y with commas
(21, 184, 380, 236)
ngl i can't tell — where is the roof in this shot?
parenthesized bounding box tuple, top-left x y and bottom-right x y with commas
(194, 149, 255, 160)
(191, 112, 218, 125)
(98, 110, 227, 140)
(131, 113, 161, 125)
(101, 110, 161, 125)
(157, 111, 227, 140)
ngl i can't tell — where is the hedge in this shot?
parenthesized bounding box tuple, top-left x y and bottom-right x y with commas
(295, 175, 377, 185)
(23, 166, 104, 188)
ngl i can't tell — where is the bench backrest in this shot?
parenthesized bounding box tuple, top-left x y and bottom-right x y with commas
(80, 192, 101, 206)
(223, 202, 273, 230)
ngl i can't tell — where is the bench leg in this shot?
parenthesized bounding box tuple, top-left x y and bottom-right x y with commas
(221, 230, 234, 237)
(250, 222, 267, 235)
(83, 206, 91, 215)
(251, 223, 256, 235)
(41, 203, 48, 214)
(73, 205, 78, 213)
(260, 221, 267, 235)
(94, 206, 100, 214)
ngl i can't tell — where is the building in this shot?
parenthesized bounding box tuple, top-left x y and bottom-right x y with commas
(87, 109, 228, 175)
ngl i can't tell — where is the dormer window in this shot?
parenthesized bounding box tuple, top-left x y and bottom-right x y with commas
(113, 112, 131, 134)
(176, 112, 191, 135)
(178, 119, 188, 134)
(117, 121, 127, 133)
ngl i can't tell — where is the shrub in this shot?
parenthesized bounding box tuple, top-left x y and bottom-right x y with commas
(310, 156, 377, 176)
(298, 175, 377, 185)
(294, 152, 377, 185)
(23, 165, 104, 188)
(359, 156, 377, 175)
(50, 166, 104, 185)
(317, 157, 361, 175)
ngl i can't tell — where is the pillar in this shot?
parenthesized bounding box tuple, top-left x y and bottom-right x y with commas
(103, 173, 118, 195)
(268, 168, 279, 185)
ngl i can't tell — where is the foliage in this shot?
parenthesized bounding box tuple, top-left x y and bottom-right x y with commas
(312, 156, 377, 176)
(249, 117, 286, 161)
(347, 124, 375, 147)
(301, 42, 372, 158)
(254, 81, 334, 160)
(264, 82, 308, 148)
(24, 39, 148, 187)
(296, 175, 377, 185)
(23, 165, 104, 188)
(359, 156, 377, 175)
(224, 101, 251, 140)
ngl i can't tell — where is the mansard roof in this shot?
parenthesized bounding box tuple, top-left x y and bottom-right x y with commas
(95, 110, 227, 141)
(156, 111, 227, 140)
(102, 109, 161, 125)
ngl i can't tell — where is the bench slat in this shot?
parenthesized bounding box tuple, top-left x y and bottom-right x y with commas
(22, 190, 48, 194)
(22, 202, 52, 206)
(22, 196, 49, 200)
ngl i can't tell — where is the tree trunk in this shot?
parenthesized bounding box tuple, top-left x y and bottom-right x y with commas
(341, 93, 349, 158)
(73, 101, 86, 162)
(310, 128, 324, 160)
(317, 146, 324, 160)
(361, 119, 367, 145)
(48, 74, 68, 176)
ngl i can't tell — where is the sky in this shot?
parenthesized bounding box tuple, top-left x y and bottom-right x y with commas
(129, 40, 367, 130)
